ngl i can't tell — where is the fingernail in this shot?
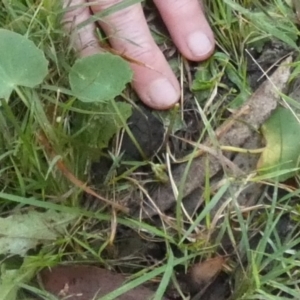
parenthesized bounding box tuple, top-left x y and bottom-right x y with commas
(147, 78, 179, 108)
(187, 31, 213, 57)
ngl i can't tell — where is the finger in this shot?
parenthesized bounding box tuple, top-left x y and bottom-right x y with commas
(62, 0, 101, 56)
(153, 0, 215, 61)
(89, 0, 180, 109)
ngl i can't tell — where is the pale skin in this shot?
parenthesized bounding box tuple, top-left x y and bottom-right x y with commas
(63, 0, 215, 109)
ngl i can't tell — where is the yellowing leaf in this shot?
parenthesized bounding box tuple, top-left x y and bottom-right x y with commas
(257, 107, 300, 181)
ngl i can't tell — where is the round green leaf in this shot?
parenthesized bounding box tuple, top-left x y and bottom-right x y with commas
(69, 53, 133, 103)
(0, 29, 48, 99)
(257, 107, 300, 181)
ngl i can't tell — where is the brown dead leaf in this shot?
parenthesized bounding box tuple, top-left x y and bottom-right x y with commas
(189, 256, 225, 286)
(40, 265, 168, 300)
(186, 256, 226, 296)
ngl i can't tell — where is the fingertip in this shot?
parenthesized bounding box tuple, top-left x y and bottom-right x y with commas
(87, 0, 182, 109)
(135, 78, 180, 110)
(154, 0, 215, 62)
(185, 31, 215, 61)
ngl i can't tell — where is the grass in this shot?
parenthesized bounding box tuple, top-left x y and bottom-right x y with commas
(1, 0, 300, 299)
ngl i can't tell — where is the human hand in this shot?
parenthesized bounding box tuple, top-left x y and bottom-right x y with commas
(63, 0, 215, 109)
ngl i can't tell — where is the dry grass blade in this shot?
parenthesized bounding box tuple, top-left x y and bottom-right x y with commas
(37, 132, 129, 214)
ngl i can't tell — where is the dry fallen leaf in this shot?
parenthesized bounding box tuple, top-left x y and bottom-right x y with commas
(188, 256, 225, 289)
(40, 265, 169, 300)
